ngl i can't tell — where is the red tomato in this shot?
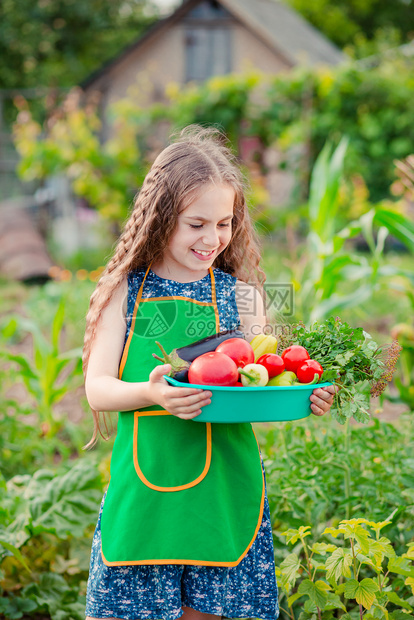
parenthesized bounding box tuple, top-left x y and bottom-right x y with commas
(234, 381, 243, 387)
(281, 345, 310, 373)
(256, 353, 285, 378)
(188, 352, 239, 386)
(296, 359, 324, 383)
(215, 338, 254, 368)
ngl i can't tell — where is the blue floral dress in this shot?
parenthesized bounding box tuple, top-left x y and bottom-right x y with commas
(85, 267, 279, 620)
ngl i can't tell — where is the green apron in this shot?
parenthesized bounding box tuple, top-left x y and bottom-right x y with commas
(100, 265, 264, 567)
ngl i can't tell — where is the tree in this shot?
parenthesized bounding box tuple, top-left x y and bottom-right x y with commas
(283, 0, 414, 50)
(0, 0, 158, 90)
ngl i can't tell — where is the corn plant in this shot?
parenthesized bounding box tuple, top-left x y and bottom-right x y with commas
(286, 138, 414, 323)
(0, 299, 83, 452)
(384, 154, 414, 412)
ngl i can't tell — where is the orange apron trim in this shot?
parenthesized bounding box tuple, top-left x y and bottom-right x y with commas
(133, 411, 213, 492)
(101, 264, 264, 567)
(119, 265, 219, 379)
(101, 445, 265, 567)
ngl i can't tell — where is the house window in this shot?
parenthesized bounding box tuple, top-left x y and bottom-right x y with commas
(186, 0, 230, 20)
(184, 0, 232, 82)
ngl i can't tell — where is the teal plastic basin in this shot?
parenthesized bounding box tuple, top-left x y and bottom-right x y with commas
(164, 375, 333, 423)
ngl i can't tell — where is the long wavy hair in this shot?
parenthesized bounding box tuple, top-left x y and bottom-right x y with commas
(83, 125, 266, 448)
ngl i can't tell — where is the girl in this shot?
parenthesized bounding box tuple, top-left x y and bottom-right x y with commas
(83, 125, 336, 620)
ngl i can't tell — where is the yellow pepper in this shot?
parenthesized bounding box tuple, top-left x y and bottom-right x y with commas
(250, 334, 277, 361)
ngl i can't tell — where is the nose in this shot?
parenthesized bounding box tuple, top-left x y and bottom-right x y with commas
(202, 226, 220, 248)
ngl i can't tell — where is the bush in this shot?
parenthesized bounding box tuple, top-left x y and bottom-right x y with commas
(257, 411, 414, 618)
(12, 57, 414, 228)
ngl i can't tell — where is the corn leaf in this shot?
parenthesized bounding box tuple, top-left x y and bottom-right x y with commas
(0, 539, 31, 572)
(374, 209, 414, 253)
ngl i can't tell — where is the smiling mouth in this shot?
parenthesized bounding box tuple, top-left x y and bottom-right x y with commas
(192, 249, 217, 257)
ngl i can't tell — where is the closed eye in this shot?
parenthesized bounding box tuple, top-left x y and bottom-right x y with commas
(189, 223, 231, 229)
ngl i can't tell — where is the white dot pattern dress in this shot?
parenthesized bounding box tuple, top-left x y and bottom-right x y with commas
(85, 267, 279, 620)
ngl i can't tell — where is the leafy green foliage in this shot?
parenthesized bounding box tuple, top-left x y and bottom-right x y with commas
(308, 137, 349, 244)
(266, 136, 414, 325)
(255, 61, 414, 202)
(0, 301, 84, 472)
(0, 595, 38, 620)
(326, 548, 353, 581)
(283, 0, 414, 49)
(287, 317, 387, 423)
(257, 413, 414, 552)
(0, 460, 102, 550)
(20, 572, 86, 620)
(0, 0, 158, 130)
(0, 280, 94, 477)
(0, 459, 103, 619)
(276, 518, 414, 619)
(0, 278, 113, 617)
(0, 0, 157, 90)
(13, 89, 149, 222)
(163, 73, 260, 149)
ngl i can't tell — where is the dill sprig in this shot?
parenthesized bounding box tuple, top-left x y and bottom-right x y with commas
(370, 340, 402, 397)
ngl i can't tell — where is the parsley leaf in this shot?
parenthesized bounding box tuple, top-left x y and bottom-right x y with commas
(287, 317, 387, 425)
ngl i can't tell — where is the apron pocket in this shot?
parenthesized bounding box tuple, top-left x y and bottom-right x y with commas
(133, 411, 212, 491)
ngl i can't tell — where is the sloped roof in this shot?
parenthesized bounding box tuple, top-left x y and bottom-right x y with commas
(82, 0, 199, 89)
(220, 0, 344, 66)
(83, 0, 344, 89)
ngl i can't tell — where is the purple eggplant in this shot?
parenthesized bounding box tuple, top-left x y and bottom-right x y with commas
(153, 329, 245, 382)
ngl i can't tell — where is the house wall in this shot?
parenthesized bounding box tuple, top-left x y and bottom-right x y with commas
(85, 17, 296, 207)
(95, 27, 185, 109)
(87, 20, 291, 109)
(233, 23, 290, 74)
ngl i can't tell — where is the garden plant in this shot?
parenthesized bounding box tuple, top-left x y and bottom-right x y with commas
(1, 65, 413, 618)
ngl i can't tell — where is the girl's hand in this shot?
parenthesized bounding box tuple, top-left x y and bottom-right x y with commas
(147, 364, 212, 420)
(310, 385, 338, 417)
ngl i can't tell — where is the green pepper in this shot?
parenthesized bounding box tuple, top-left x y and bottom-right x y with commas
(294, 373, 320, 386)
(267, 371, 297, 386)
(267, 371, 320, 386)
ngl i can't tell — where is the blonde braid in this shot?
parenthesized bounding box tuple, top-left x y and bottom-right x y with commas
(83, 207, 140, 375)
(82, 205, 149, 449)
(82, 165, 165, 372)
(82, 162, 181, 448)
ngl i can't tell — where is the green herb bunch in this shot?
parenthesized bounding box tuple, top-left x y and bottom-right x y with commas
(285, 317, 401, 424)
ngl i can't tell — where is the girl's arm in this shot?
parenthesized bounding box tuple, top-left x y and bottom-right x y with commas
(235, 280, 336, 416)
(85, 278, 211, 418)
(235, 280, 267, 343)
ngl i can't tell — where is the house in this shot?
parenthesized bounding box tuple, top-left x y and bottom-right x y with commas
(1, 1, 345, 277)
(82, 0, 345, 109)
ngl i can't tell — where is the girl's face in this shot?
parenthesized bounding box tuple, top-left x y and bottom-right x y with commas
(153, 183, 235, 282)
